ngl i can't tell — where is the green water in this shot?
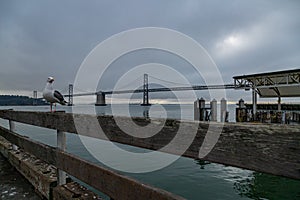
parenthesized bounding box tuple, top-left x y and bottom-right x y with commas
(0, 105, 299, 199)
(0, 154, 40, 200)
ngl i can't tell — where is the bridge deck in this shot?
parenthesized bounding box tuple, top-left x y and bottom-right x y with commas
(64, 84, 236, 97)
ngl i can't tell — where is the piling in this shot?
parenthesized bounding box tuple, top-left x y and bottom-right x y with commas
(194, 98, 206, 121)
(220, 98, 227, 122)
(210, 99, 217, 121)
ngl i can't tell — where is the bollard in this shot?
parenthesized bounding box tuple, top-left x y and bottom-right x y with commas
(9, 119, 18, 151)
(220, 98, 227, 122)
(57, 129, 67, 185)
(210, 99, 217, 122)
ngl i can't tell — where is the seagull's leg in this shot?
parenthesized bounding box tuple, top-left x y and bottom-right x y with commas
(54, 103, 56, 112)
(50, 103, 52, 112)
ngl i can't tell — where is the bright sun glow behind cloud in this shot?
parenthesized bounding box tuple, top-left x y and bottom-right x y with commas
(216, 34, 248, 57)
(224, 35, 242, 47)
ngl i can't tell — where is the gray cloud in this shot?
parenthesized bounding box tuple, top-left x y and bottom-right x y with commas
(0, 0, 299, 103)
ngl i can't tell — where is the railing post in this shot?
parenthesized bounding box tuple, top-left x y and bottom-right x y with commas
(57, 129, 67, 185)
(9, 119, 18, 151)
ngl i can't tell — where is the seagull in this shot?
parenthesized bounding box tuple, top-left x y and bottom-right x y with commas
(42, 77, 67, 112)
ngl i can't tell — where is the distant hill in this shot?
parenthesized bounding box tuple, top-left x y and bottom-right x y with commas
(0, 95, 48, 106)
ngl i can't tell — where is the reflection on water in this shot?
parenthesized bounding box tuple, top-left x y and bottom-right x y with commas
(195, 159, 211, 169)
(143, 108, 149, 119)
(0, 154, 40, 200)
(234, 172, 300, 200)
(194, 160, 300, 200)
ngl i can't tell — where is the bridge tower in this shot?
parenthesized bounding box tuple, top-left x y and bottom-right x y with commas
(141, 73, 151, 106)
(95, 92, 106, 106)
(33, 91, 37, 106)
(68, 84, 73, 106)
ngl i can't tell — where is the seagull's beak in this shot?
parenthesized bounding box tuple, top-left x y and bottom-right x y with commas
(47, 77, 55, 83)
(47, 79, 54, 83)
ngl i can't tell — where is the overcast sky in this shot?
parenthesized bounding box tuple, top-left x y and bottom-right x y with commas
(0, 0, 299, 103)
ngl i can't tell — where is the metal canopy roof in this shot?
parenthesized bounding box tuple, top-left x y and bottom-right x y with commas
(233, 68, 300, 98)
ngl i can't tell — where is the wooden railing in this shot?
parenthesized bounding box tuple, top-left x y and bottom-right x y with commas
(0, 109, 299, 199)
(0, 110, 184, 200)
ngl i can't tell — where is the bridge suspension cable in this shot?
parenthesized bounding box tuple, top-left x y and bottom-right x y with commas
(112, 76, 143, 90)
(60, 86, 69, 93)
(73, 86, 93, 93)
(148, 75, 192, 86)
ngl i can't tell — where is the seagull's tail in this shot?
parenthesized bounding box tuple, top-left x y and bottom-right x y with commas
(60, 100, 67, 105)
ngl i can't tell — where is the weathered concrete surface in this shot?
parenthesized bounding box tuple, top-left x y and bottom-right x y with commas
(53, 182, 102, 200)
(0, 135, 57, 198)
(0, 128, 185, 200)
(0, 110, 299, 180)
(0, 136, 104, 200)
(0, 145, 41, 199)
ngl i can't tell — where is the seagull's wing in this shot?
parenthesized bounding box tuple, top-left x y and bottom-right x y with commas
(54, 90, 67, 105)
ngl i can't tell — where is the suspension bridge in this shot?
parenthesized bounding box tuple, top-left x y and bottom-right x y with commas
(60, 74, 236, 106)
